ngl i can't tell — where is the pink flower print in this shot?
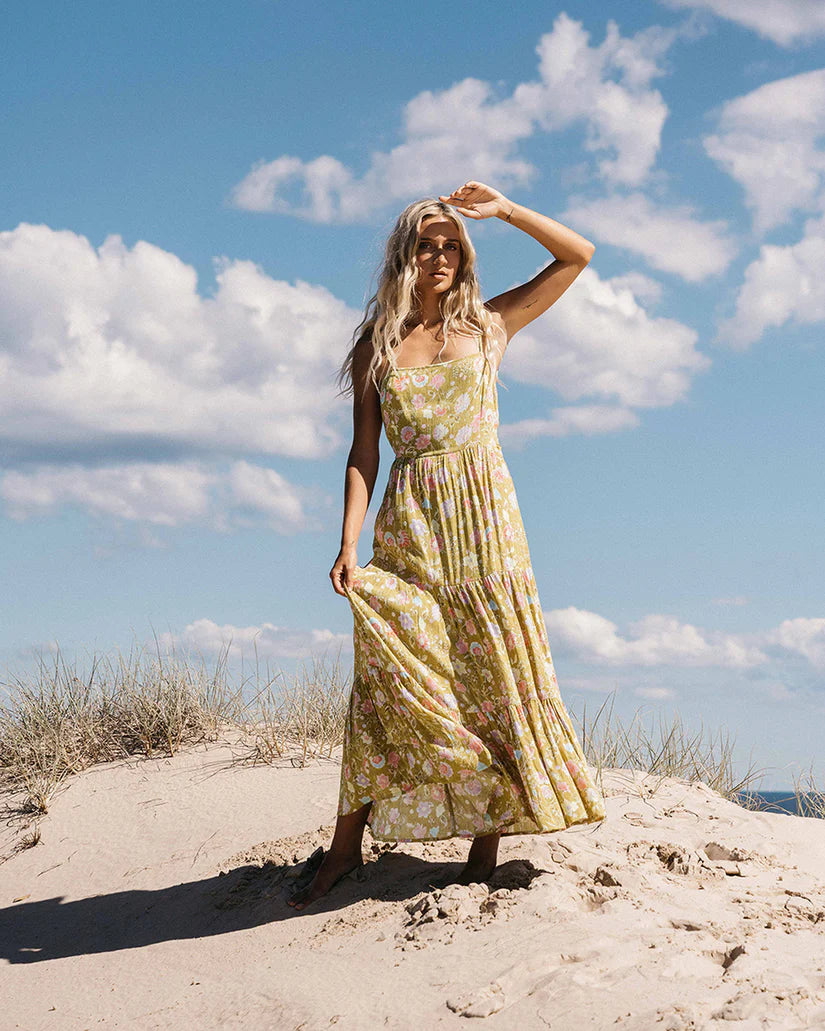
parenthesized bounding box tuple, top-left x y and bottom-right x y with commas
(454, 679, 466, 693)
(369, 754, 386, 769)
(361, 698, 374, 714)
(465, 777, 482, 796)
(411, 372, 428, 388)
(377, 773, 390, 789)
(432, 423, 448, 442)
(412, 393, 426, 409)
(505, 631, 517, 650)
(385, 510, 395, 526)
(454, 392, 470, 413)
(481, 700, 495, 712)
(503, 523, 513, 541)
(432, 533, 444, 553)
(412, 823, 427, 838)
(384, 532, 396, 548)
(399, 611, 414, 630)
(434, 403, 447, 416)
(388, 806, 400, 822)
(455, 424, 471, 446)
(463, 618, 477, 635)
(430, 372, 446, 389)
(469, 641, 484, 657)
(415, 434, 431, 449)
(437, 762, 453, 778)
(456, 638, 468, 654)
(417, 801, 433, 817)
(416, 632, 430, 649)
(387, 751, 400, 768)
(397, 530, 410, 548)
(400, 425, 415, 443)
(468, 736, 484, 754)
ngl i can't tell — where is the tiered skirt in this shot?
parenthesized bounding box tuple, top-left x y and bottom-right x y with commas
(340, 440, 606, 841)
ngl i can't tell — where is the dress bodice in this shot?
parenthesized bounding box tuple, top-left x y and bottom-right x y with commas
(379, 350, 500, 459)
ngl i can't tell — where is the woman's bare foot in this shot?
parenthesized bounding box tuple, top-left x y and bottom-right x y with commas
(287, 849, 364, 911)
(429, 830, 502, 889)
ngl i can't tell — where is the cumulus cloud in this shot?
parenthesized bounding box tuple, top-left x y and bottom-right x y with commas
(767, 618, 825, 668)
(0, 223, 357, 467)
(544, 606, 825, 671)
(703, 69, 825, 234)
(159, 618, 351, 660)
(659, 0, 825, 47)
(560, 192, 738, 282)
(716, 213, 825, 347)
(498, 405, 639, 448)
(544, 606, 767, 668)
(0, 459, 319, 533)
(230, 13, 683, 222)
(497, 264, 709, 444)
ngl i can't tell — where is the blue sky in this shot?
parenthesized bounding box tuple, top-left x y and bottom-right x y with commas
(2, 0, 824, 790)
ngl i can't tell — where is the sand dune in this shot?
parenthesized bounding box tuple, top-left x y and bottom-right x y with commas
(2, 738, 825, 1029)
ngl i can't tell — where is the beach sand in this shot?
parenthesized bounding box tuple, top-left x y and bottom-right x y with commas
(2, 735, 825, 1029)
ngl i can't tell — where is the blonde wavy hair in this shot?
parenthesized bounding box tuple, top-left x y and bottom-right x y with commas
(336, 199, 505, 401)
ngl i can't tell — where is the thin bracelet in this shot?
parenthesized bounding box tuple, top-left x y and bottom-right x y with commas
(505, 204, 515, 223)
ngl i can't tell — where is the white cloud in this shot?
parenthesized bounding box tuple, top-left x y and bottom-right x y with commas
(716, 213, 825, 347)
(498, 405, 639, 448)
(544, 606, 767, 668)
(231, 13, 682, 222)
(659, 0, 825, 47)
(497, 265, 709, 443)
(0, 223, 356, 465)
(545, 605, 825, 672)
(1, 459, 318, 533)
(560, 192, 738, 282)
(767, 618, 825, 668)
(159, 618, 351, 660)
(703, 68, 825, 234)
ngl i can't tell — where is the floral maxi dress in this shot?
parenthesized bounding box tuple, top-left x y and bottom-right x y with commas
(340, 346, 606, 841)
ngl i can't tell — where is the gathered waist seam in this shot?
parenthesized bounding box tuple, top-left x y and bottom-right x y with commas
(391, 439, 501, 464)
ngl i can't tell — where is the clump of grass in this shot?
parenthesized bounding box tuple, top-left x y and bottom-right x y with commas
(0, 639, 245, 813)
(237, 649, 351, 768)
(574, 691, 770, 804)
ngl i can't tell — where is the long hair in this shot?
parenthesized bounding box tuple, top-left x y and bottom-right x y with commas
(336, 199, 505, 400)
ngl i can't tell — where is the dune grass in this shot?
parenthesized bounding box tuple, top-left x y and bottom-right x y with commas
(1, 641, 821, 829)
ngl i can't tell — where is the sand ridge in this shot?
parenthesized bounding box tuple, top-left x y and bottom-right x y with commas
(2, 741, 825, 1029)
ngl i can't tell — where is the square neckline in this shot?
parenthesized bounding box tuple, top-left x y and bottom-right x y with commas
(380, 347, 484, 390)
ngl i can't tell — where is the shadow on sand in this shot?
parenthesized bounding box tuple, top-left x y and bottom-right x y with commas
(0, 850, 464, 963)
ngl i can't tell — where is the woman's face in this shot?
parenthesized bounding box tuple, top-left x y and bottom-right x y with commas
(415, 217, 462, 294)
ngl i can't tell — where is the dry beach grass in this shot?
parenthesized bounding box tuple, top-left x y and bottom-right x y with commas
(1, 639, 821, 832)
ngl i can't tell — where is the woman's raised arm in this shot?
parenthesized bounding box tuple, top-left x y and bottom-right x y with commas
(440, 180, 595, 346)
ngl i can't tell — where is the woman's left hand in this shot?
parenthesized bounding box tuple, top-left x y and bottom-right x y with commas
(439, 181, 510, 220)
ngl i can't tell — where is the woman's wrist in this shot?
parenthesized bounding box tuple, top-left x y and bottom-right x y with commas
(497, 199, 517, 223)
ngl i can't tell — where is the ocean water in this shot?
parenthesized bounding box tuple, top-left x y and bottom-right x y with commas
(732, 790, 824, 818)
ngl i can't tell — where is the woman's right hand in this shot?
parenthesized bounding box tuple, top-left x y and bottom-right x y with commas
(330, 544, 357, 596)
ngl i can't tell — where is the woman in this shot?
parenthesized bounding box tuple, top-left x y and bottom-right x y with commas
(288, 180, 606, 911)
